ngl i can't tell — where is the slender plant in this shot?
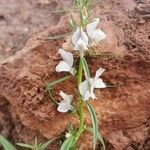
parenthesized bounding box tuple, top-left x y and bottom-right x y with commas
(0, 1, 108, 150)
(46, 0, 107, 149)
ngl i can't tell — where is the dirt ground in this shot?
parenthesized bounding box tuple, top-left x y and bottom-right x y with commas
(0, 0, 72, 60)
(0, 0, 150, 150)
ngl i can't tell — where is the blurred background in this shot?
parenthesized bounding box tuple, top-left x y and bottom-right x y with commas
(0, 0, 72, 61)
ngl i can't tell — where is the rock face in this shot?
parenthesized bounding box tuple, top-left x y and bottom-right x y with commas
(0, 0, 150, 149)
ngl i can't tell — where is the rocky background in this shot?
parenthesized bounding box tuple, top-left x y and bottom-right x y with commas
(0, 0, 150, 149)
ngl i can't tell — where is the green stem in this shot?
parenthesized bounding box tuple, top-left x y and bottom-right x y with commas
(75, 99, 84, 140)
(77, 58, 83, 86)
(78, 58, 84, 132)
(73, 58, 85, 146)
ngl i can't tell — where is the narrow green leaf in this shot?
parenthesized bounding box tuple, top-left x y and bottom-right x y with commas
(89, 0, 101, 7)
(60, 136, 75, 150)
(97, 132, 105, 150)
(46, 75, 72, 106)
(51, 7, 71, 14)
(46, 75, 71, 91)
(47, 90, 58, 106)
(46, 32, 72, 40)
(0, 135, 16, 150)
(67, 122, 74, 133)
(86, 127, 106, 150)
(69, 15, 77, 30)
(17, 143, 33, 149)
(39, 139, 54, 150)
(87, 103, 98, 150)
(84, 10, 92, 25)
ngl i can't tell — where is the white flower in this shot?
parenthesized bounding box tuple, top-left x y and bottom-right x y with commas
(57, 91, 74, 113)
(56, 49, 74, 75)
(72, 27, 88, 46)
(74, 38, 88, 57)
(72, 27, 88, 56)
(86, 18, 106, 43)
(79, 68, 106, 101)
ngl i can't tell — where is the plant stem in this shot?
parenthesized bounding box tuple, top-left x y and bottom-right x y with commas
(77, 58, 83, 86)
(73, 57, 85, 146)
(75, 98, 84, 139)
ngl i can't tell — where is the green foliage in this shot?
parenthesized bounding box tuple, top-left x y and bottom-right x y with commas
(75, 0, 91, 6)
(69, 15, 77, 30)
(86, 103, 106, 150)
(46, 75, 71, 105)
(86, 102, 106, 150)
(87, 103, 98, 150)
(0, 135, 16, 150)
(46, 32, 72, 40)
(39, 139, 55, 150)
(17, 143, 33, 149)
(17, 136, 58, 150)
(86, 127, 106, 150)
(46, 75, 71, 91)
(45, 0, 107, 149)
(67, 122, 74, 133)
(60, 135, 75, 150)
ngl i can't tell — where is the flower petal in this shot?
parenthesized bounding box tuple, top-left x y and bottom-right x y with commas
(94, 78, 106, 88)
(58, 49, 74, 67)
(90, 92, 97, 100)
(57, 100, 70, 113)
(56, 61, 71, 72)
(83, 90, 90, 101)
(72, 27, 80, 46)
(92, 29, 106, 42)
(79, 80, 88, 97)
(80, 28, 89, 46)
(95, 68, 105, 78)
(57, 91, 74, 113)
(72, 27, 88, 46)
(74, 38, 88, 50)
(59, 91, 73, 103)
(69, 105, 74, 111)
(79, 80, 91, 101)
(87, 18, 100, 37)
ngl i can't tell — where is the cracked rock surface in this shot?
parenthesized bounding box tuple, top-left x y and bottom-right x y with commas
(0, 0, 150, 149)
